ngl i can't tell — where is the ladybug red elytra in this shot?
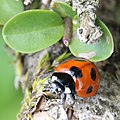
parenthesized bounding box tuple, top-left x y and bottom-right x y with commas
(48, 59, 100, 104)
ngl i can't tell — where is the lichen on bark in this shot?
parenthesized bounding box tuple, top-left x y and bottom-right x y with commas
(72, 0, 103, 44)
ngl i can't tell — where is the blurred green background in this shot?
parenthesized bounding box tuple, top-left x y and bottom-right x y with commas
(0, 27, 23, 120)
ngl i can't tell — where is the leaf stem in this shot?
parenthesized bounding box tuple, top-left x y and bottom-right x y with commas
(63, 17, 73, 46)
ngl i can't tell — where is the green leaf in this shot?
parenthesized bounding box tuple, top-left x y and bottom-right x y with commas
(51, 1, 76, 18)
(69, 19, 114, 62)
(0, 0, 24, 25)
(2, 10, 64, 53)
(0, 26, 23, 120)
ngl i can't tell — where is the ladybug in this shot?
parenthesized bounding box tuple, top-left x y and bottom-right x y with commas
(48, 59, 100, 104)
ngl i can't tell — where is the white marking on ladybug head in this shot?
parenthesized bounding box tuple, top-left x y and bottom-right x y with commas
(64, 87, 71, 94)
(51, 75, 57, 82)
(58, 88, 62, 92)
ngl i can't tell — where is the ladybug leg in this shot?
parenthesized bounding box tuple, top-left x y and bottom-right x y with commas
(61, 93, 66, 105)
(70, 93, 75, 101)
(69, 93, 75, 105)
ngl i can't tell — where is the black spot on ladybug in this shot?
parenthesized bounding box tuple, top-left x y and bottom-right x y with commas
(70, 66, 83, 78)
(86, 86, 93, 94)
(90, 68, 96, 81)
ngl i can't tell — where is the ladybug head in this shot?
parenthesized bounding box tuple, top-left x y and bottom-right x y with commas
(48, 73, 65, 95)
(47, 72, 76, 104)
(48, 80, 65, 95)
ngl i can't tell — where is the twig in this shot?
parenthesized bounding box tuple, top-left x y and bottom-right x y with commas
(62, 17, 73, 46)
